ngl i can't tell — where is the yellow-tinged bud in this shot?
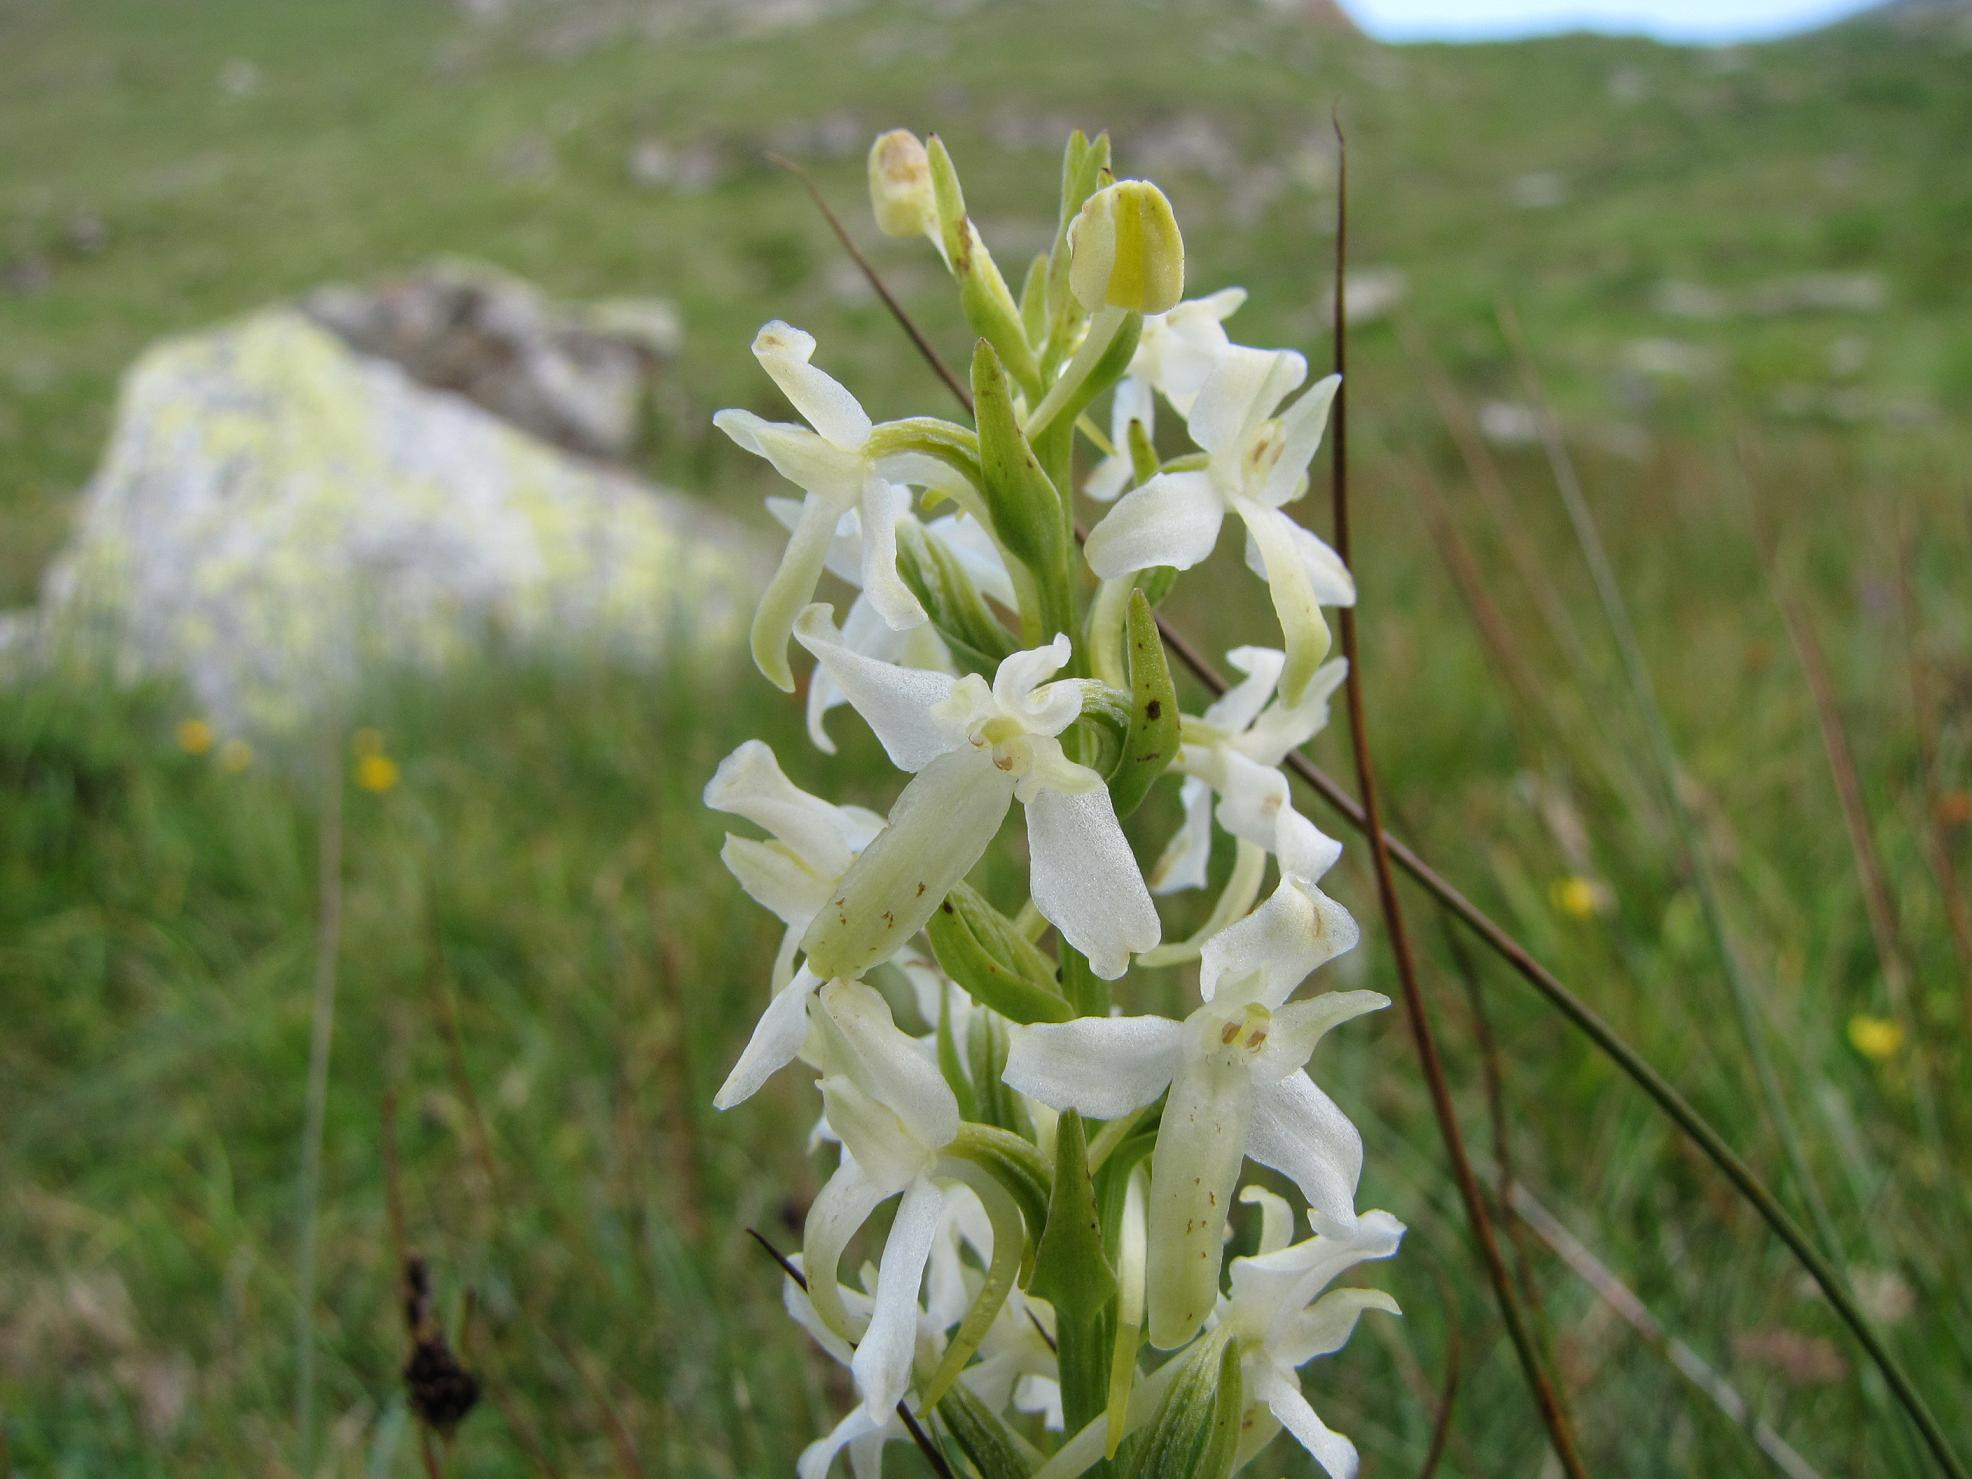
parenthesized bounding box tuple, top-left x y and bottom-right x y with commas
(867, 129, 936, 239)
(1068, 179, 1184, 315)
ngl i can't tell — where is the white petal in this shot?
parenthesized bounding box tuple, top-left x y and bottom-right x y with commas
(1242, 657, 1348, 765)
(798, 1405, 891, 1479)
(822, 978, 961, 1151)
(713, 967, 823, 1109)
(705, 739, 866, 875)
(857, 477, 928, 630)
(1284, 1287, 1401, 1371)
(753, 320, 873, 450)
(1148, 775, 1214, 895)
(852, 1175, 945, 1420)
(1185, 345, 1305, 460)
(1003, 1016, 1185, 1119)
(1146, 1051, 1254, 1348)
(925, 512, 1016, 608)
(804, 1154, 891, 1342)
(1082, 470, 1226, 579)
(1025, 784, 1161, 979)
(793, 604, 961, 772)
(1204, 645, 1286, 734)
(1242, 510, 1357, 608)
(800, 750, 1016, 981)
(1239, 1183, 1296, 1256)
(1274, 807, 1345, 885)
(1200, 869, 1359, 1010)
(1246, 1071, 1363, 1229)
(768, 493, 862, 586)
(1212, 750, 1295, 855)
(1238, 502, 1334, 707)
(991, 632, 1074, 712)
(1253, 1366, 1361, 1479)
(720, 835, 832, 929)
(1263, 373, 1341, 508)
(753, 496, 849, 692)
(1253, 991, 1390, 1084)
(806, 595, 901, 756)
(723, 415, 866, 502)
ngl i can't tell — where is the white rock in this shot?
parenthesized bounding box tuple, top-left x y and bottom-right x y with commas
(15, 310, 762, 736)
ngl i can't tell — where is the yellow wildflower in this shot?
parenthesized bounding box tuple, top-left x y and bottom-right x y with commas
(1550, 875, 1602, 920)
(355, 753, 400, 793)
(176, 718, 215, 755)
(218, 738, 254, 773)
(1846, 1014, 1903, 1063)
(352, 726, 386, 758)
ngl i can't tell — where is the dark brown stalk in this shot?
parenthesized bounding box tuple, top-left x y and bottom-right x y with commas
(785, 159, 1971, 1479)
(1325, 115, 1588, 1479)
(767, 152, 972, 413)
(746, 1230, 958, 1479)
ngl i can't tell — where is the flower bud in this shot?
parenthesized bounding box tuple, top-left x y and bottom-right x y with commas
(1069, 180, 1185, 315)
(867, 128, 936, 239)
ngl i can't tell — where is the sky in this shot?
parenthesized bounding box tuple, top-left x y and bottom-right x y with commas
(1344, 0, 1885, 43)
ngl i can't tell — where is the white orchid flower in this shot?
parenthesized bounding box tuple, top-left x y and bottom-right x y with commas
(1085, 288, 1247, 502)
(1219, 1195, 1405, 1478)
(1004, 810, 1381, 1348)
(792, 606, 1160, 980)
(1083, 344, 1353, 704)
(1151, 645, 1348, 895)
(705, 740, 884, 989)
(770, 497, 1016, 755)
(785, 1189, 1057, 1479)
(714, 321, 930, 691)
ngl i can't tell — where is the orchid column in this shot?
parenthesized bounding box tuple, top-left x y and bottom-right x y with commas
(705, 126, 1403, 1479)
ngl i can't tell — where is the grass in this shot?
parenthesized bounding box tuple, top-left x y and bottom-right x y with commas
(2, 0, 1969, 1473)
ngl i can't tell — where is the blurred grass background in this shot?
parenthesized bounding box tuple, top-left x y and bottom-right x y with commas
(2, 0, 1968, 1473)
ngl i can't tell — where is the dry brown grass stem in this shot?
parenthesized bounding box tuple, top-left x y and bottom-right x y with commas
(1508, 1184, 1823, 1479)
(1326, 117, 1588, 1479)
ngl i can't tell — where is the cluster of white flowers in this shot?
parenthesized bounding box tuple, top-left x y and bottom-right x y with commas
(708, 128, 1402, 1479)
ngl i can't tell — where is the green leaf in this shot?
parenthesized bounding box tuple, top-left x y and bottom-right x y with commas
(896, 520, 1019, 677)
(928, 882, 1075, 1026)
(1032, 1111, 1117, 1441)
(1120, 1333, 1244, 1479)
(1106, 589, 1179, 820)
(972, 339, 1067, 582)
(938, 1382, 1043, 1479)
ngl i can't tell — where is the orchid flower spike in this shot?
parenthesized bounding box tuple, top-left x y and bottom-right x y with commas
(793, 606, 1160, 980)
(1083, 344, 1353, 703)
(714, 322, 930, 691)
(1220, 1199, 1406, 1478)
(1005, 809, 1380, 1348)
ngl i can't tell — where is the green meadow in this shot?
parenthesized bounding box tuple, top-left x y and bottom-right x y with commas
(2, 0, 1967, 1472)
